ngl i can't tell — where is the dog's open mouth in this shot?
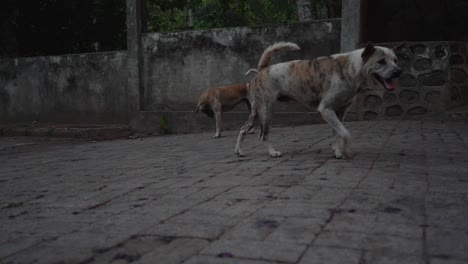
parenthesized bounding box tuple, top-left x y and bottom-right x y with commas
(373, 74, 396, 91)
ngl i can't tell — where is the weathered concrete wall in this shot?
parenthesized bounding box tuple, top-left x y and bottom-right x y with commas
(141, 19, 341, 113)
(356, 42, 468, 120)
(0, 51, 128, 124)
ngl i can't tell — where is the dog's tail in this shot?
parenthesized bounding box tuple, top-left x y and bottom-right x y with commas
(244, 68, 258, 76)
(257, 42, 300, 70)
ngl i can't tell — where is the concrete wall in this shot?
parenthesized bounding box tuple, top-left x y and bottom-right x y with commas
(356, 42, 468, 120)
(141, 19, 341, 113)
(2, 17, 466, 133)
(0, 51, 128, 124)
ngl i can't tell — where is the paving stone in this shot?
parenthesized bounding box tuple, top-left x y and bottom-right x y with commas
(183, 255, 275, 264)
(169, 209, 241, 226)
(201, 239, 306, 263)
(222, 214, 285, 241)
(256, 200, 332, 219)
(363, 251, 425, 264)
(314, 231, 422, 256)
(0, 236, 42, 259)
(430, 258, 468, 264)
(427, 228, 468, 260)
(1, 120, 468, 263)
(266, 217, 324, 244)
(143, 222, 229, 240)
(1, 246, 94, 264)
(298, 246, 362, 264)
(43, 230, 131, 250)
(325, 211, 422, 238)
(135, 238, 209, 264)
(215, 186, 287, 201)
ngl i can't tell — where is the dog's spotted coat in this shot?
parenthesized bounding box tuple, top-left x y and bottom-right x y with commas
(235, 42, 403, 158)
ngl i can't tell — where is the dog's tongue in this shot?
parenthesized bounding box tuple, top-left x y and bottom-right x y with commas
(384, 79, 396, 91)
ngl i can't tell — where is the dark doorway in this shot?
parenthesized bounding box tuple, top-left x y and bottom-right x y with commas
(363, 0, 468, 43)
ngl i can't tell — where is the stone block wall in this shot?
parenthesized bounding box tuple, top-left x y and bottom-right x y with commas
(357, 42, 468, 120)
(447, 43, 468, 110)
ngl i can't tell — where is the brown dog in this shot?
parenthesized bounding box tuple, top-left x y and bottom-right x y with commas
(196, 83, 252, 138)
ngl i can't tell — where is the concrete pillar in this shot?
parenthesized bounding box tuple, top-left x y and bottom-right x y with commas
(126, 0, 144, 123)
(340, 0, 364, 52)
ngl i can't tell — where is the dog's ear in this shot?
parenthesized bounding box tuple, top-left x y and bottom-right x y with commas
(361, 42, 376, 64)
(393, 41, 407, 52)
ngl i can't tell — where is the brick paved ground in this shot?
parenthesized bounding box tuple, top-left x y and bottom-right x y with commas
(1, 120, 468, 264)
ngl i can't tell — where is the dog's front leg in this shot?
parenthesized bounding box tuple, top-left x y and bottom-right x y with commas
(331, 108, 347, 136)
(213, 111, 223, 138)
(318, 107, 352, 159)
(235, 110, 258, 156)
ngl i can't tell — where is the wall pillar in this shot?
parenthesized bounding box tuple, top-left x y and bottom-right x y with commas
(126, 0, 145, 127)
(340, 0, 365, 52)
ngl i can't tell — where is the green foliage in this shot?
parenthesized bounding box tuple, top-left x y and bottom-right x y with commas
(146, 0, 299, 32)
(159, 116, 172, 134)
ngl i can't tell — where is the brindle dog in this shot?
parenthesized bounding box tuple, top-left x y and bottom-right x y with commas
(234, 42, 403, 158)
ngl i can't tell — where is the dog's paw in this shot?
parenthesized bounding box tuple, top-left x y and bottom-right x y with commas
(334, 149, 353, 159)
(212, 134, 221, 139)
(247, 129, 255, 134)
(235, 148, 245, 157)
(334, 149, 345, 159)
(269, 151, 282, 158)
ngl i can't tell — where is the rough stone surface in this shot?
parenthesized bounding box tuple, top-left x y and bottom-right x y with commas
(451, 68, 468, 83)
(450, 55, 464, 65)
(385, 105, 404, 117)
(364, 95, 382, 109)
(400, 90, 420, 105)
(407, 106, 428, 116)
(1, 120, 468, 263)
(450, 43, 466, 53)
(363, 111, 378, 120)
(411, 44, 427, 55)
(383, 93, 397, 103)
(414, 58, 432, 71)
(434, 46, 448, 59)
(425, 92, 441, 104)
(419, 71, 446, 86)
(396, 52, 412, 71)
(398, 74, 418, 87)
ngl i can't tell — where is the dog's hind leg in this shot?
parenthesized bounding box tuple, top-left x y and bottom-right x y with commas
(318, 106, 351, 159)
(235, 109, 258, 156)
(259, 103, 282, 158)
(245, 100, 255, 134)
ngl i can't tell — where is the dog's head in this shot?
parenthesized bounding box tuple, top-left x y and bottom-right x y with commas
(361, 42, 403, 91)
(195, 92, 215, 118)
(195, 103, 214, 118)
